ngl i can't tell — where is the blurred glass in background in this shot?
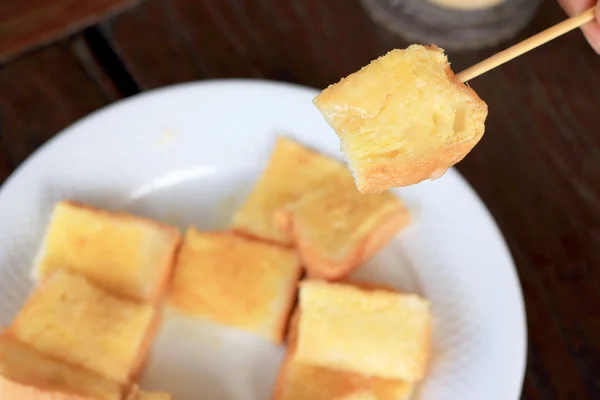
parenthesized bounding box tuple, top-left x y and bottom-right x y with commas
(360, 0, 543, 51)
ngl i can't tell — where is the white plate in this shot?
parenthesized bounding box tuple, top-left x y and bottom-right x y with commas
(0, 80, 526, 400)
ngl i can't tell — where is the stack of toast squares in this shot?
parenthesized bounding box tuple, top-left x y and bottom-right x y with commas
(1, 136, 430, 400)
(2, 201, 180, 399)
(274, 280, 430, 400)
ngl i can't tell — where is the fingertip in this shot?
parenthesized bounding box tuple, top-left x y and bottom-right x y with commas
(559, 0, 596, 15)
(582, 24, 600, 54)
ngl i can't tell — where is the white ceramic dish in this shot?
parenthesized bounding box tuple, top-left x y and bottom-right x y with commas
(0, 80, 526, 400)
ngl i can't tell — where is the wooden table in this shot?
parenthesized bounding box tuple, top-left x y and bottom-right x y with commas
(1, 0, 600, 398)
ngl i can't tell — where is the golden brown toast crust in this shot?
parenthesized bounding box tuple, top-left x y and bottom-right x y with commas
(130, 310, 162, 382)
(356, 134, 482, 194)
(274, 261, 304, 344)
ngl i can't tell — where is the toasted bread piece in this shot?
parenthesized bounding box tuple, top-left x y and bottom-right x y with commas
(295, 280, 431, 381)
(0, 334, 122, 400)
(11, 270, 157, 384)
(276, 172, 409, 280)
(126, 385, 172, 400)
(273, 298, 413, 400)
(168, 229, 302, 343)
(34, 201, 181, 302)
(314, 45, 488, 193)
(232, 136, 347, 244)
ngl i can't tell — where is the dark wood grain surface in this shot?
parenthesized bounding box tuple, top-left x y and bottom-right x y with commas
(0, 0, 142, 63)
(1, 0, 600, 398)
(0, 40, 111, 181)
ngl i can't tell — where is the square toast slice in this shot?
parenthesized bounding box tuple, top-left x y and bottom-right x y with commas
(0, 334, 122, 400)
(275, 171, 409, 280)
(232, 136, 347, 244)
(314, 45, 487, 193)
(295, 280, 431, 381)
(11, 270, 157, 384)
(34, 201, 181, 302)
(168, 229, 302, 343)
(273, 290, 413, 400)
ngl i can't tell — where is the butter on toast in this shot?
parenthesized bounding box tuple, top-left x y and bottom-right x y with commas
(232, 136, 347, 244)
(34, 201, 181, 302)
(275, 172, 409, 280)
(314, 45, 488, 193)
(295, 280, 431, 381)
(0, 334, 122, 400)
(168, 229, 302, 343)
(11, 270, 157, 384)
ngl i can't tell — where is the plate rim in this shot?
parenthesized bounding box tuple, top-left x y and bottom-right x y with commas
(0, 78, 528, 398)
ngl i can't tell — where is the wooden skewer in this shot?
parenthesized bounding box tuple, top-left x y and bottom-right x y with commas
(457, 6, 597, 82)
